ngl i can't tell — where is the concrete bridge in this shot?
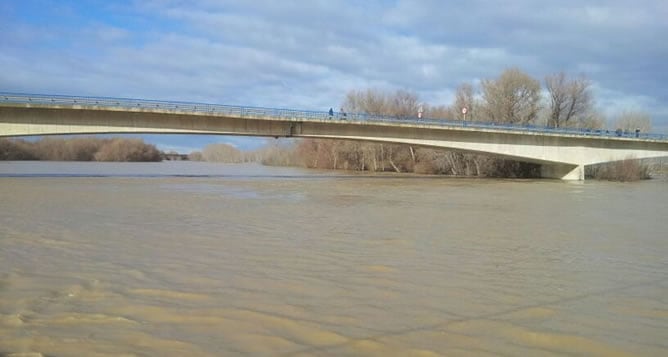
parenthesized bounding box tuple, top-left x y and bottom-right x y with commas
(2, 92, 668, 180)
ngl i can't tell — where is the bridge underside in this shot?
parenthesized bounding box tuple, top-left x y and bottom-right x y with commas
(2, 105, 668, 180)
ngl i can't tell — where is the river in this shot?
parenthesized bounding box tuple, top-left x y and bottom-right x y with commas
(1, 161, 666, 356)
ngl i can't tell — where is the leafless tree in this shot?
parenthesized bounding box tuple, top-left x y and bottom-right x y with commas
(545, 72, 593, 128)
(425, 104, 454, 120)
(201, 143, 243, 163)
(344, 88, 390, 115)
(481, 68, 541, 124)
(1, 137, 161, 162)
(0, 138, 37, 160)
(94, 138, 161, 162)
(613, 110, 652, 132)
(339, 88, 423, 172)
(589, 159, 651, 181)
(389, 89, 420, 118)
(188, 151, 204, 161)
(580, 110, 606, 130)
(454, 82, 476, 121)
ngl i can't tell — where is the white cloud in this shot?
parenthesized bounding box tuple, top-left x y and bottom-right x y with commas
(1, 0, 667, 132)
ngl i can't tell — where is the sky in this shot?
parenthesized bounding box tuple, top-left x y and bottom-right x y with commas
(2, 0, 667, 152)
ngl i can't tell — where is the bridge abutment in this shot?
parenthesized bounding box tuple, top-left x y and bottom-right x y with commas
(541, 163, 585, 181)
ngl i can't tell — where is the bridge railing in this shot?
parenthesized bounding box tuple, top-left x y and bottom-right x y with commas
(1, 92, 667, 141)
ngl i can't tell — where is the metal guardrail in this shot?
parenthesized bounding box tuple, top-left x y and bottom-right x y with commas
(1, 92, 667, 141)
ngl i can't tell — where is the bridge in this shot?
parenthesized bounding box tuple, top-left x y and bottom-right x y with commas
(2, 92, 668, 180)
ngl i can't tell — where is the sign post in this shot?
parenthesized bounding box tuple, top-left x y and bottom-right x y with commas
(462, 107, 468, 121)
(418, 105, 424, 119)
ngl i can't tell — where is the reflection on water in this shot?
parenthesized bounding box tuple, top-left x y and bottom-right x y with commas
(1, 162, 667, 356)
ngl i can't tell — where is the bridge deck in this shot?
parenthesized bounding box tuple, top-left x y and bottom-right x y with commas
(2, 92, 666, 142)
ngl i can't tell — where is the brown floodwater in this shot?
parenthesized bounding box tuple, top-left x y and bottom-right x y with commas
(1, 161, 667, 356)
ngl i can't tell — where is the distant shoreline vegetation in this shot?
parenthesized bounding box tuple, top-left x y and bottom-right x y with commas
(1, 137, 659, 181)
(253, 140, 659, 182)
(0, 137, 162, 162)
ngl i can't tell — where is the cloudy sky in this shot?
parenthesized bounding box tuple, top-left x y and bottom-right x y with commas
(2, 0, 667, 151)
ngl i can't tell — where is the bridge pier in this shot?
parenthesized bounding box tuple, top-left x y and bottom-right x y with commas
(541, 163, 585, 181)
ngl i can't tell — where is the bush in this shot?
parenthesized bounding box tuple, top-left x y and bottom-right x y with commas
(188, 151, 204, 161)
(94, 138, 161, 162)
(0, 139, 37, 160)
(588, 159, 651, 181)
(413, 160, 440, 174)
(201, 143, 243, 163)
(0, 137, 161, 162)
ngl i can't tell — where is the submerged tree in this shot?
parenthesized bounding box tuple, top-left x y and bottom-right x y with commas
(341, 88, 421, 172)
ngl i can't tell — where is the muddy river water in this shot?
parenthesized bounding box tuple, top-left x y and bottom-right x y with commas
(0, 161, 666, 356)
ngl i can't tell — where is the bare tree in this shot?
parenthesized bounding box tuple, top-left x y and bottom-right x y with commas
(613, 110, 652, 132)
(0, 138, 37, 160)
(260, 79, 542, 178)
(344, 88, 390, 115)
(425, 104, 454, 120)
(580, 110, 606, 130)
(454, 82, 476, 121)
(481, 68, 541, 124)
(94, 138, 161, 162)
(389, 89, 420, 118)
(339, 88, 423, 172)
(343, 88, 420, 118)
(545, 72, 593, 128)
(188, 151, 204, 161)
(201, 143, 243, 163)
(2, 137, 160, 162)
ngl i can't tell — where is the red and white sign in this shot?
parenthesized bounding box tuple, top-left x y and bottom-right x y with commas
(461, 107, 468, 114)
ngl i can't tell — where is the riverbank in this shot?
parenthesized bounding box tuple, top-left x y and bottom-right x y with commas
(3, 137, 660, 181)
(0, 137, 161, 162)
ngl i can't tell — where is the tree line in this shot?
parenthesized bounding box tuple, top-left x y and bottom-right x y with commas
(259, 68, 653, 179)
(0, 137, 162, 161)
